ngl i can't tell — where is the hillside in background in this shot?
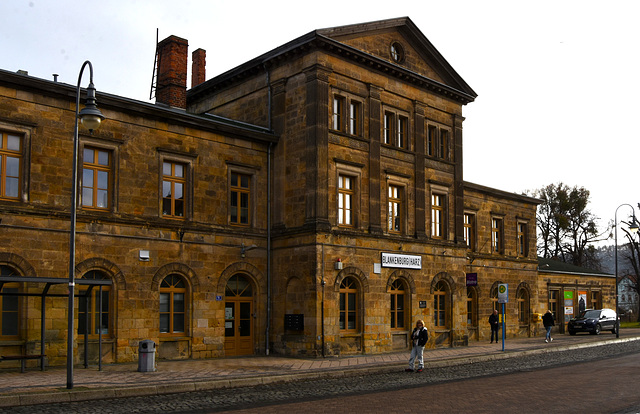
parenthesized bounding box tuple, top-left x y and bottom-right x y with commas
(597, 244, 635, 275)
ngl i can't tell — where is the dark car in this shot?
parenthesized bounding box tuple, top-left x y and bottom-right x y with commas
(568, 308, 617, 335)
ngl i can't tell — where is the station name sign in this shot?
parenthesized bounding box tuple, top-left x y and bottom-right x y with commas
(381, 253, 422, 269)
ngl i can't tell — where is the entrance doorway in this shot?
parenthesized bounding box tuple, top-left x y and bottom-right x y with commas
(224, 274, 254, 356)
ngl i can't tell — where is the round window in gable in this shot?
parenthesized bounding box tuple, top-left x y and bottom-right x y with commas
(390, 42, 405, 63)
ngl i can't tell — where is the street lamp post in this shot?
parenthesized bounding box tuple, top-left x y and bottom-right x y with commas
(68, 61, 105, 389)
(614, 204, 639, 339)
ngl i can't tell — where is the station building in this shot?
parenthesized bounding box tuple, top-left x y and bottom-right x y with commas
(0, 17, 574, 367)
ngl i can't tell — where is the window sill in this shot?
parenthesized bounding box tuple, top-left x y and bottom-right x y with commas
(159, 336, 190, 342)
(0, 340, 24, 346)
(339, 332, 361, 338)
(79, 337, 114, 343)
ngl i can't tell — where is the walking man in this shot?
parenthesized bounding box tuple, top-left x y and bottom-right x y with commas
(543, 310, 555, 343)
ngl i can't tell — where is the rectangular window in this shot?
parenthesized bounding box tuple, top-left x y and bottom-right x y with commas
(0, 131, 22, 200)
(427, 125, 437, 157)
(388, 185, 402, 234)
(338, 175, 354, 227)
(230, 172, 251, 225)
(162, 161, 186, 219)
(349, 101, 361, 136)
(332, 96, 344, 131)
(427, 124, 449, 160)
(397, 116, 408, 148)
(384, 111, 409, 149)
(491, 217, 503, 254)
(517, 222, 528, 257)
(439, 129, 448, 160)
(464, 213, 475, 250)
(82, 147, 111, 210)
(431, 194, 445, 239)
(383, 112, 394, 145)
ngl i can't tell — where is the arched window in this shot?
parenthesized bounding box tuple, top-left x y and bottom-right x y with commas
(434, 281, 448, 328)
(490, 283, 502, 313)
(467, 287, 477, 327)
(390, 279, 406, 330)
(78, 271, 111, 337)
(339, 277, 358, 332)
(517, 287, 530, 325)
(160, 274, 187, 335)
(0, 265, 19, 339)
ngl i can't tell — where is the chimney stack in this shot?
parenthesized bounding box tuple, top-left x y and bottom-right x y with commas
(156, 35, 188, 109)
(192, 48, 206, 88)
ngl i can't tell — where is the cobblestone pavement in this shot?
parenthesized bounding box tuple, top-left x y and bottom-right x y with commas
(0, 332, 640, 413)
(227, 343, 640, 414)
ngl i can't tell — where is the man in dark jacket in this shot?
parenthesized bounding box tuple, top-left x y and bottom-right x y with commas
(406, 320, 428, 373)
(543, 310, 555, 343)
(489, 309, 500, 343)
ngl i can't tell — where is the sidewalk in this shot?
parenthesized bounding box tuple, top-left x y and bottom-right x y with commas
(1, 329, 639, 408)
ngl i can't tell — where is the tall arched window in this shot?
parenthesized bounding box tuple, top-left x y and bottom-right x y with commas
(466, 287, 477, 327)
(160, 274, 187, 335)
(0, 265, 19, 339)
(390, 279, 406, 330)
(434, 281, 448, 328)
(517, 287, 530, 325)
(490, 283, 501, 313)
(78, 271, 111, 337)
(339, 277, 359, 332)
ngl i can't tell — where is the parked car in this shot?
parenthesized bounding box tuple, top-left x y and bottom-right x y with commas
(568, 308, 617, 335)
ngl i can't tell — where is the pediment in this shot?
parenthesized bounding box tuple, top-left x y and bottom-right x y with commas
(317, 17, 476, 99)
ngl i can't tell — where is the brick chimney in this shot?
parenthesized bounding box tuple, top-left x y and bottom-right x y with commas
(192, 48, 206, 88)
(156, 35, 188, 109)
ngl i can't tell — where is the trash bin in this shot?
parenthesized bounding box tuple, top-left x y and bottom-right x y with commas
(138, 340, 156, 372)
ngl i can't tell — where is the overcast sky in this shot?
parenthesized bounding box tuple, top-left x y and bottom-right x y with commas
(3, 0, 639, 244)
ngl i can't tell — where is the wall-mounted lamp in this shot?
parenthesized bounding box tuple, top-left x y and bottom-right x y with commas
(139, 250, 150, 262)
(335, 258, 343, 270)
(241, 242, 257, 258)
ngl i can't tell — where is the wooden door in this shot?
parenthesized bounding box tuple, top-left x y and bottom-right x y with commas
(223, 275, 253, 356)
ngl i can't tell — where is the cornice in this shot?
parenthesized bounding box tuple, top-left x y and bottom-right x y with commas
(187, 33, 477, 105)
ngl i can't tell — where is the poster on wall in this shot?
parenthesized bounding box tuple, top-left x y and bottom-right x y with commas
(578, 291, 587, 313)
(565, 306, 574, 315)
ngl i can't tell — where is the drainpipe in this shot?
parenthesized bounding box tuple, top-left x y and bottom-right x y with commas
(266, 142, 272, 356)
(265, 65, 272, 356)
(321, 243, 326, 357)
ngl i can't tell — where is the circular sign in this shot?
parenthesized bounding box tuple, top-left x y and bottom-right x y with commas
(499, 285, 506, 294)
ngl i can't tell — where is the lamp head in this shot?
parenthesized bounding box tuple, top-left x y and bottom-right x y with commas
(630, 219, 639, 234)
(79, 82, 104, 133)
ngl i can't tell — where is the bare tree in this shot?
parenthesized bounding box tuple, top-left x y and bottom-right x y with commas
(622, 225, 640, 321)
(532, 183, 608, 268)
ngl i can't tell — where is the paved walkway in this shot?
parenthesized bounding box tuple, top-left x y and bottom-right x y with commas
(1, 329, 639, 408)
